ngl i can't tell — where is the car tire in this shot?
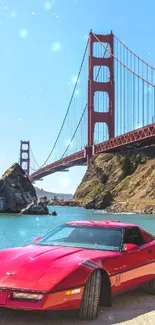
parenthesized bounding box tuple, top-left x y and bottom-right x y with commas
(143, 278, 155, 295)
(79, 270, 101, 320)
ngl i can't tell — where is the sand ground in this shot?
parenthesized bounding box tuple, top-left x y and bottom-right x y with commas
(0, 290, 155, 325)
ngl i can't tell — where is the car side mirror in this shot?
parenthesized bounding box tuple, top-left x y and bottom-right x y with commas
(33, 236, 42, 244)
(122, 243, 139, 252)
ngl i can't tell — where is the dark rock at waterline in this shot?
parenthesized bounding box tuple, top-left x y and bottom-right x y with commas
(21, 201, 49, 215)
(84, 191, 113, 210)
(0, 163, 37, 213)
(94, 191, 113, 209)
(85, 200, 95, 209)
(51, 210, 57, 216)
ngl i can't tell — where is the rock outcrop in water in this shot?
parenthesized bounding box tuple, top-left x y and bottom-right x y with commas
(73, 146, 155, 213)
(0, 163, 37, 213)
(21, 201, 49, 215)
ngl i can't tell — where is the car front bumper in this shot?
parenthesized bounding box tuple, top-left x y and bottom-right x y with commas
(0, 287, 84, 311)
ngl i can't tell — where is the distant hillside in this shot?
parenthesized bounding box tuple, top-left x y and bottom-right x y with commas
(35, 187, 73, 200)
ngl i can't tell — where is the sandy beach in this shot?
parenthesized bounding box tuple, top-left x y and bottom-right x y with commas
(0, 289, 155, 325)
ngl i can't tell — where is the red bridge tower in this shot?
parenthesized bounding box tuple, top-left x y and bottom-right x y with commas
(86, 30, 114, 162)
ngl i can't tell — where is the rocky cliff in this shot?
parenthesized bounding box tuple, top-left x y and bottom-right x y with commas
(73, 147, 155, 213)
(0, 163, 37, 213)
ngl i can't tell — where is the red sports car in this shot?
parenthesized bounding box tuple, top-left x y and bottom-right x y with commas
(0, 220, 155, 320)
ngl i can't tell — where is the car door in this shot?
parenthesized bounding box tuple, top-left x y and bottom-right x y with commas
(106, 226, 155, 295)
(118, 226, 155, 291)
(139, 229, 155, 281)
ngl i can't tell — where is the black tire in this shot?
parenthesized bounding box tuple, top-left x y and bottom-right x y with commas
(143, 278, 155, 295)
(79, 270, 101, 320)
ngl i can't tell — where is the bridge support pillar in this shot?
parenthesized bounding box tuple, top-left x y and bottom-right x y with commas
(20, 141, 30, 175)
(85, 145, 93, 164)
(87, 30, 115, 162)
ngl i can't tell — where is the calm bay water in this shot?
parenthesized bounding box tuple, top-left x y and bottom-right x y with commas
(0, 206, 155, 250)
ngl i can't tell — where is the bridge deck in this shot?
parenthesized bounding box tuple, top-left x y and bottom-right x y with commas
(30, 150, 86, 182)
(30, 123, 155, 182)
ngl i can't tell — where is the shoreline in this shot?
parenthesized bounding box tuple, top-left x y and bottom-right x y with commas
(1, 199, 155, 215)
(48, 200, 155, 215)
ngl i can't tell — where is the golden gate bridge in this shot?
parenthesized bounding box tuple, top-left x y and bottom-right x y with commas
(19, 30, 155, 182)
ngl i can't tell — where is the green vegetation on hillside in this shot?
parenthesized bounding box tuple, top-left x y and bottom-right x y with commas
(73, 146, 155, 212)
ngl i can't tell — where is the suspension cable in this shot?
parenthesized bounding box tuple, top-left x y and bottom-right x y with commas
(31, 38, 108, 171)
(30, 146, 41, 169)
(30, 165, 38, 172)
(39, 37, 90, 167)
(61, 104, 88, 158)
(92, 32, 155, 87)
(60, 44, 109, 157)
(113, 33, 155, 70)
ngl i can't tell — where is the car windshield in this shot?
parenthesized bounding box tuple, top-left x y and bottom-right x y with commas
(36, 225, 123, 252)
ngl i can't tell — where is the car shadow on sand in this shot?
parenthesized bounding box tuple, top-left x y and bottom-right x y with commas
(0, 290, 155, 325)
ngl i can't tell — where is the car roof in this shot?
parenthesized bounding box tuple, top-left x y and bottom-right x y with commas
(66, 220, 138, 228)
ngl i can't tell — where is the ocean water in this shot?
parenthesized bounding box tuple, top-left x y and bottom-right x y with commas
(0, 206, 155, 250)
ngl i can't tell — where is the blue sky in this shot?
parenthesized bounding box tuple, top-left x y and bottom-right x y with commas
(0, 0, 155, 194)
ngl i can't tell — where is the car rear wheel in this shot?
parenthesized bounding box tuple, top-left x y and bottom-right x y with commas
(79, 270, 101, 320)
(143, 278, 155, 294)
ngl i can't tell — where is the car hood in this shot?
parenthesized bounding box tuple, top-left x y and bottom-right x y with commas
(0, 245, 118, 291)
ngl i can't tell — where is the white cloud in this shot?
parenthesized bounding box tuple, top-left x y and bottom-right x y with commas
(10, 11, 17, 18)
(18, 118, 22, 121)
(69, 74, 80, 85)
(59, 177, 70, 188)
(144, 85, 152, 94)
(68, 80, 80, 95)
(4, 6, 7, 10)
(64, 139, 74, 148)
(50, 42, 61, 52)
(75, 89, 80, 96)
(54, 12, 59, 18)
(71, 75, 80, 85)
(44, 0, 55, 11)
(19, 28, 29, 40)
(32, 11, 36, 15)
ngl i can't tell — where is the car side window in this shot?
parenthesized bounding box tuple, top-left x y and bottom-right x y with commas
(144, 230, 155, 242)
(124, 227, 146, 246)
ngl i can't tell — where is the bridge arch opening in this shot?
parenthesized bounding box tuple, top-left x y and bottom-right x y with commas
(93, 66, 109, 83)
(94, 123, 108, 144)
(93, 42, 110, 58)
(94, 91, 108, 113)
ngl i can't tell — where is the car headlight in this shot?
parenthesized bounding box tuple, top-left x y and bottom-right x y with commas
(12, 292, 43, 301)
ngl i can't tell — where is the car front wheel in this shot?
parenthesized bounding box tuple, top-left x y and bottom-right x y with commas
(79, 270, 101, 320)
